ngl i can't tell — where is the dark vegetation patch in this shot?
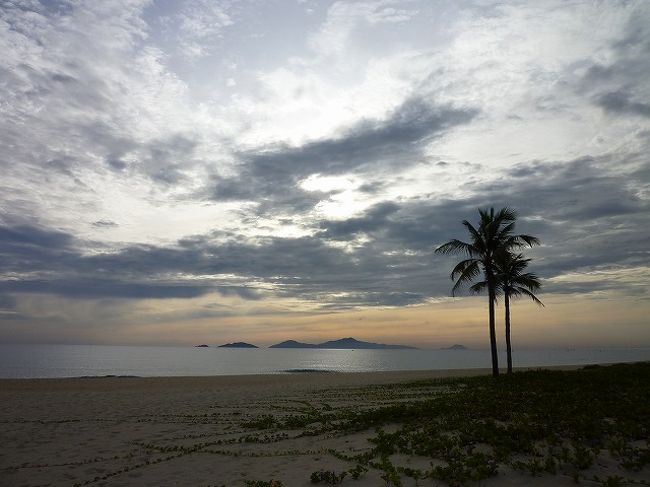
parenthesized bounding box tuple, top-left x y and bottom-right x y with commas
(324, 362, 650, 485)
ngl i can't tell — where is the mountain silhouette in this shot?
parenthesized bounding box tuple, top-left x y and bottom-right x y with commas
(269, 337, 416, 350)
(218, 342, 258, 348)
(269, 340, 318, 349)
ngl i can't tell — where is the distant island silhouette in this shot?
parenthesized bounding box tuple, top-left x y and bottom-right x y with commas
(269, 340, 318, 349)
(441, 344, 468, 350)
(270, 337, 416, 350)
(197, 338, 417, 349)
(218, 342, 258, 348)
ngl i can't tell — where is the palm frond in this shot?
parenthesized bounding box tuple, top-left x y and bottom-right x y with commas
(515, 287, 544, 306)
(496, 221, 516, 240)
(461, 220, 483, 245)
(503, 234, 539, 250)
(495, 206, 518, 222)
(451, 260, 481, 296)
(478, 207, 491, 223)
(450, 258, 480, 280)
(516, 234, 541, 247)
(439, 207, 541, 311)
(515, 273, 542, 291)
(435, 239, 476, 256)
(469, 280, 490, 295)
(507, 254, 531, 274)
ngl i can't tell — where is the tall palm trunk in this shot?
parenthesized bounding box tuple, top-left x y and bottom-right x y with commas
(487, 266, 499, 377)
(505, 292, 512, 374)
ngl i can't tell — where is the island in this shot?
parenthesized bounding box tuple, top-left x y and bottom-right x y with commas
(269, 340, 318, 349)
(269, 337, 416, 350)
(441, 344, 468, 350)
(218, 342, 258, 348)
(194, 344, 209, 348)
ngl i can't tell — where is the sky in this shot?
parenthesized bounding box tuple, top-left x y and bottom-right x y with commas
(1, 0, 649, 348)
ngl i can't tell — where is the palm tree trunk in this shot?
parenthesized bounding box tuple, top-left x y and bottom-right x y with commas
(505, 292, 512, 374)
(488, 284, 499, 377)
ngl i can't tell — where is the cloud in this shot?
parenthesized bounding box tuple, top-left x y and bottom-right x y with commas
(0, 223, 76, 274)
(595, 91, 650, 118)
(173, 0, 234, 59)
(0, 222, 245, 300)
(435, 155, 650, 296)
(92, 220, 119, 228)
(2, 145, 649, 313)
(0, 217, 441, 309)
(315, 152, 650, 300)
(210, 96, 477, 215)
(1, 1, 649, 343)
(309, 0, 418, 57)
(318, 201, 400, 241)
(579, 8, 650, 121)
(139, 134, 200, 184)
(0, 1, 204, 198)
(0, 280, 211, 300)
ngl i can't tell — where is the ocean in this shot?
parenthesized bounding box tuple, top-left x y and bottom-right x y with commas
(0, 344, 648, 378)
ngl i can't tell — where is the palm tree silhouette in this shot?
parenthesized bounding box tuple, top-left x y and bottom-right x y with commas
(470, 252, 544, 374)
(495, 252, 543, 374)
(435, 207, 539, 377)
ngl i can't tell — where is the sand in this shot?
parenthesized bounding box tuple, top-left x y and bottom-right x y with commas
(0, 366, 628, 487)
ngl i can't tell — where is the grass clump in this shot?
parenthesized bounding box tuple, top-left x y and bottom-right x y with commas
(244, 480, 283, 487)
(310, 470, 347, 484)
(241, 414, 276, 429)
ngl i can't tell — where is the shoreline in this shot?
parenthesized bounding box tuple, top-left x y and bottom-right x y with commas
(0, 363, 601, 391)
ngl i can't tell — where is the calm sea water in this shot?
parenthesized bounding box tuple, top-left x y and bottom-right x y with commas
(0, 344, 648, 378)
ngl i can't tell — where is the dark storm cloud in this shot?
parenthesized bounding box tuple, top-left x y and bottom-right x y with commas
(0, 224, 73, 250)
(429, 157, 650, 294)
(317, 197, 476, 252)
(497, 156, 647, 222)
(0, 224, 76, 273)
(1, 150, 648, 310)
(315, 153, 650, 298)
(0, 223, 251, 301)
(318, 201, 400, 240)
(595, 91, 650, 118)
(0, 280, 210, 299)
(210, 97, 478, 214)
(0, 218, 442, 308)
(247, 97, 477, 177)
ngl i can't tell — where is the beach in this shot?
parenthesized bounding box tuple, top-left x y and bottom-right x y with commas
(1, 364, 648, 487)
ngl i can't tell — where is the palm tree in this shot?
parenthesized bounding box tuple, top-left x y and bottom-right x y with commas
(495, 252, 543, 374)
(435, 207, 539, 377)
(469, 251, 544, 374)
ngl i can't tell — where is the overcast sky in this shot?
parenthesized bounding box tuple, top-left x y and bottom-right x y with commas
(1, 0, 649, 348)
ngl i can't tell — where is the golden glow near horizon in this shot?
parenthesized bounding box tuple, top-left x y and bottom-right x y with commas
(4, 291, 649, 349)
